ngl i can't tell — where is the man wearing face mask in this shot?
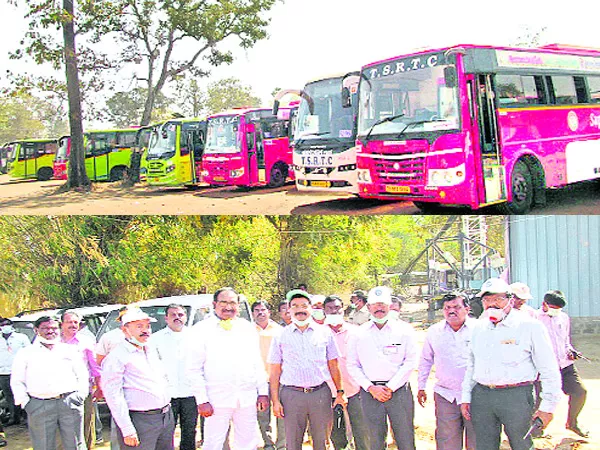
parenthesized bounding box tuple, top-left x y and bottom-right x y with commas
(347, 290, 369, 326)
(268, 289, 347, 450)
(347, 286, 418, 450)
(0, 317, 30, 428)
(460, 278, 562, 450)
(323, 295, 369, 450)
(101, 307, 175, 450)
(417, 292, 476, 450)
(11, 316, 89, 450)
(311, 295, 327, 324)
(537, 290, 588, 438)
(388, 296, 402, 321)
(509, 282, 538, 319)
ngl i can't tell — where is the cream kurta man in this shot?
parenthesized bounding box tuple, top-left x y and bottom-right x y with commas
(189, 288, 269, 450)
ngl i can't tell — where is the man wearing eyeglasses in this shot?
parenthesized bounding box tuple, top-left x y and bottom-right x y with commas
(417, 292, 476, 450)
(460, 278, 562, 450)
(189, 287, 269, 450)
(268, 289, 347, 450)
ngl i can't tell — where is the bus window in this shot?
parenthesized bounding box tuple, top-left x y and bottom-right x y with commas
(548, 76, 577, 105)
(574, 77, 588, 103)
(588, 76, 600, 103)
(496, 75, 541, 106)
(118, 132, 137, 148)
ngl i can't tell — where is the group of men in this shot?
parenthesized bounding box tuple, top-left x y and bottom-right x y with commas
(0, 278, 589, 450)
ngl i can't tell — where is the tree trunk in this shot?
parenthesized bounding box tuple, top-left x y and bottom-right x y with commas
(63, 0, 90, 190)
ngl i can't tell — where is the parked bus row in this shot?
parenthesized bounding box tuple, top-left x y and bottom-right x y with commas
(4, 43, 600, 213)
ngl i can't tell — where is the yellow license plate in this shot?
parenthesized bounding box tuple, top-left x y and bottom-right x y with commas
(311, 181, 331, 188)
(385, 185, 411, 194)
(213, 176, 225, 181)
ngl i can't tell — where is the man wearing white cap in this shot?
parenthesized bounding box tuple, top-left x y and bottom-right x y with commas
(460, 278, 562, 450)
(311, 294, 327, 324)
(101, 307, 175, 450)
(347, 286, 418, 450)
(509, 282, 537, 318)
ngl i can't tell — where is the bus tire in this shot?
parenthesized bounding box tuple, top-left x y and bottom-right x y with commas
(413, 201, 442, 213)
(268, 162, 287, 188)
(109, 166, 126, 182)
(37, 167, 53, 181)
(500, 160, 534, 214)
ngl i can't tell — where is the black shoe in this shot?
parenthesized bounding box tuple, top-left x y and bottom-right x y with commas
(566, 424, 589, 438)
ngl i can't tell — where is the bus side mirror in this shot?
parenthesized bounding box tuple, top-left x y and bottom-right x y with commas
(272, 100, 280, 116)
(444, 66, 458, 88)
(341, 87, 351, 108)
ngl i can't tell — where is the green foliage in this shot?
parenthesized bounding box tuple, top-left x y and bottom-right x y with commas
(105, 88, 174, 127)
(201, 78, 262, 115)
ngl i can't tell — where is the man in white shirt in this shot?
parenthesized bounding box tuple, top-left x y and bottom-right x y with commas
(189, 287, 269, 450)
(0, 317, 30, 426)
(417, 292, 476, 450)
(151, 304, 198, 450)
(102, 308, 175, 450)
(347, 290, 369, 326)
(509, 282, 537, 318)
(460, 278, 562, 450)
(11, 316, 89, 450)
(347, 286, 418, 450)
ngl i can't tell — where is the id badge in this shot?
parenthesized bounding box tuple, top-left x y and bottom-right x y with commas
(383, 345, 399, 356)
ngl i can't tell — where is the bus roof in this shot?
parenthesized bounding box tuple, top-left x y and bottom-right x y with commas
(363, 44, 600, 76)
(10, 138, 58, 144)
(85, 128, 140, 134)
(304, 71, 358, 85)
(209, 107, 272, 118)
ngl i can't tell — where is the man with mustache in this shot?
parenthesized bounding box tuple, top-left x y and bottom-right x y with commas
(460, 278, 561, 450)
(11, 316, 89, 450)
(347, 290, 369, 326)
(189, 287, 269, 450)
(417, 292, 476, 450)
(347, 286, 418, 450)
(252, 300, 286, 450)
(61, 310, 102, 449)
(509, 282, 537, 319)
(277, 301, 292, 326)
(268, 289, 347, 450)
(151, 304, 198, 450)
(102, 308, 175, 450)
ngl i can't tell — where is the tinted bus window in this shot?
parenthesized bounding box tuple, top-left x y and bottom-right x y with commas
(549, 76, 577, 104)
(588, 76, 600, 103)
(496, 75, 541, 106)
(118, 132, 137, 147)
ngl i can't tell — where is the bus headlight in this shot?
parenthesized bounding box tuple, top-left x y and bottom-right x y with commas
(357, 169, 372, 183)
(231, 168, 244, 178)
(427, 164, 466, 187)
(166, 165, 176, 173)
(338, 164, 357, 172)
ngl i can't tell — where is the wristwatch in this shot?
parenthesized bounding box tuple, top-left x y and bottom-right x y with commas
(337, 389, 345, 394)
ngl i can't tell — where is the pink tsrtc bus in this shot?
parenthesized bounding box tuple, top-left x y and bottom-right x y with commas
(201, 107, 295, 188)
(355, 44, 600, 213)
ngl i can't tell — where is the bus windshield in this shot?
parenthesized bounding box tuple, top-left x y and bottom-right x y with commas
(295, 77, 356, 144)
(204, 116, 240, 154)
(357, 53, 459, 138)
(56, 138, 69, 162)
(6, 144, 17, 162)
(147, 122, 177, 160)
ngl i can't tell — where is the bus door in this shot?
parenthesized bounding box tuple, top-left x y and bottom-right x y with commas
(19, 142, 39, 178)
(246, 121, 259, 185)
(471, 74, 506, 204)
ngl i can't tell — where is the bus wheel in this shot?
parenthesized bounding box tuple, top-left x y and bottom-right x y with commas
(268, 163, 287, 188)
(501, 160, 533, 214)
(413, 201, 442, 213)
(37, 167, 53, 181)
(109, 166, 126, 182)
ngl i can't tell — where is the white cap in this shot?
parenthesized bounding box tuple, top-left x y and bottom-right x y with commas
(509, 282, 533, 300)
(367, 286, 392, 305)
(311, 294, 326, 306)
(478, 278, 511, 297)
(121, 308, 157, 325)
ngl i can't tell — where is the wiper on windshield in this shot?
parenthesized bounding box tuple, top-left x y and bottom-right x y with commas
(363, 114, 405, 142)
(396, 119, 447, 138)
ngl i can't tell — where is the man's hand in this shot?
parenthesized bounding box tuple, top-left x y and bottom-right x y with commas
(333, 392, 348, 408)
(257, 395, 269, 412)
(460, 403, 471, 421)
(197, 402, 214, 418)
(367, 385, 393, 402)
(417, 390, 427, 407)
(272, 399, 285, 418)
(124, 433, 140, 447)
(533, 410, 554, 428)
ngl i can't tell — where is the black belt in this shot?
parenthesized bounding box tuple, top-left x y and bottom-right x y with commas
(478, 381, 534, 390)
(29, 391, 74, 400)
(130, 404, 171, 415)
(284, 382, 327, 393)
(371, 381, 388, 386)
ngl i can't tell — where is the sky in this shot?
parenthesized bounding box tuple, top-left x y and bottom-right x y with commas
(2, 0, 600, 127)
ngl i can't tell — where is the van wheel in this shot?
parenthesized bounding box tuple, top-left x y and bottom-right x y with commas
(109, 166, 126, 182)
(37, 167, 53, 181)
(268, 162, 287, 188)
(499, 160, 533, 214)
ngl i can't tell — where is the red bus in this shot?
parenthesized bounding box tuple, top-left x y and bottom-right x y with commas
(202, 107, 295, 188)
(355, 44, 600, 213)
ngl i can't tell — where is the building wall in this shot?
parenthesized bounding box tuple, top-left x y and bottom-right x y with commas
(508, 215, 600, 318)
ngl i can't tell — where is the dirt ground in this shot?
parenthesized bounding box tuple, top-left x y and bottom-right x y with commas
(4, 303, 599, 449)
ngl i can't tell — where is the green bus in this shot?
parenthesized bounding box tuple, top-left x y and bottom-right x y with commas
(6, 139, 58, 181)
(83, 128, 138, 181)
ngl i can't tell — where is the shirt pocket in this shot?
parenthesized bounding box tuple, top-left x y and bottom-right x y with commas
(500, 341, 529, 367)
(385, 343, 407, 364)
